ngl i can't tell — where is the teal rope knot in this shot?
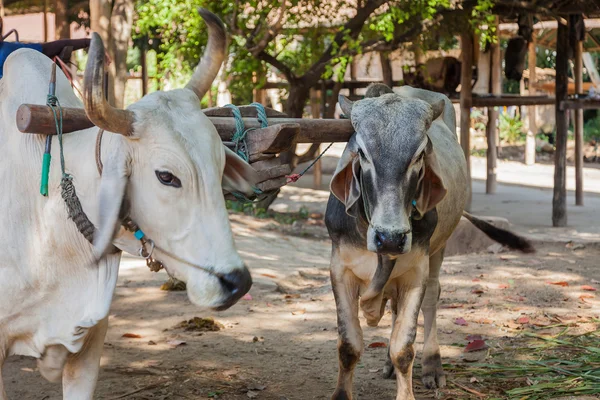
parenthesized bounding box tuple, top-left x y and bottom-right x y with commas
(223, 103, 272, 203)
(46, 94, 66, 177)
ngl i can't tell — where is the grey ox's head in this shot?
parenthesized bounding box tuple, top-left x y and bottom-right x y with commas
(85, 9, 255, 310)
(331, 85, 447, 255)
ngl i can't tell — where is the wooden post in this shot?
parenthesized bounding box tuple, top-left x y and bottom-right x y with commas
(574, 39, 584, 206)
(553, 19, 569, 227)
(55, 0, 69, 39)
(349, 59, 357, 96)
(43, 0, 48, 42)
(380, 52, 393, 88)
(460, 31, 474, 210)
(141, 37, 148, 96)
(486, 19, 500, 194)
(310, 88, 322, 189)
(0, 0, 4, 36)
(525, 35, 537, 165)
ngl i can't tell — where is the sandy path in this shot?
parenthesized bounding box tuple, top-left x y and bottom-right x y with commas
(3, 215, 599, 399)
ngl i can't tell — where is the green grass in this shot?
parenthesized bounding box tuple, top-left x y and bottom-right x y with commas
(226, 200, 310, 225)
(448, 328, 600, 399)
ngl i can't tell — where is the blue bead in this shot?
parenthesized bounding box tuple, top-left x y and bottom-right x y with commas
(134, 230, 145, 240)
(412, 200, 417, 207)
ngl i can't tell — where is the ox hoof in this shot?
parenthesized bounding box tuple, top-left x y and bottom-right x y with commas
(382, 361, 396, 379)
(422, 367, 446, 389)
(331, 389, 351, 400)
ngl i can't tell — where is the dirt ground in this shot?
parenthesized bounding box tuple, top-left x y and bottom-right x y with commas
(3, 214, 599, 400)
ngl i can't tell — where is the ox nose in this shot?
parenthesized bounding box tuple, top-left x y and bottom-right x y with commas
(214, 266, 253, 310)
(375, 230, 409, 254)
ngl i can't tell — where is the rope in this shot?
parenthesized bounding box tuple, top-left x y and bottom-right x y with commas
(250, 102, 268, 128)
(223, 104, 251, 162)
(47, 93, 96, 243)
(286, 142, 334, 183)
(223, 103, 273, 203)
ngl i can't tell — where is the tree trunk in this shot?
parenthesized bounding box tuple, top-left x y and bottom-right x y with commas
(110, 0, 134, 108)
(280, 82, 310, 166)
(54, 0, 69, 40)
(90, 0, 114, 103)
(380, 52, 393, 87)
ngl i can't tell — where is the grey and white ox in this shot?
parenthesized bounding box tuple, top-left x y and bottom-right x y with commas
(0, 10, 257, 399)
(325, 84, 534, 400)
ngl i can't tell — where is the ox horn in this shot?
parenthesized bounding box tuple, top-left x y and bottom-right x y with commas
(83, 32, 134, 136)
(185, 8, 228, 100)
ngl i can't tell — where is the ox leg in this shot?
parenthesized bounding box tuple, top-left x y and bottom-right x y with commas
(382, 299, 397, 379)
(389, 260, 428, 400)
(421, 249, 446, 389)
(62, 317, 109, 400)
(331, 249, 363, 400)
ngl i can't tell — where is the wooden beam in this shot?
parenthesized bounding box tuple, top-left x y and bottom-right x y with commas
(574, 39, 584, 206)
(472, 95, 555, 107)
(553, 19, 569, 227)
(525, 35, 537, 166)
(17, 104, 95, 133)
(17, 104, 356, 142)
(561, 98, 600, 110)
(460, 31, 474, 210)
(486, 16, 501, 195)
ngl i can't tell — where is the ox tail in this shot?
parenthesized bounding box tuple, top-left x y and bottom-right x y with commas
(462, 211, 535, 253)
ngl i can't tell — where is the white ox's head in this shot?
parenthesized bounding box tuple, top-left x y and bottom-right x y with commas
(86, 9, 255, 310)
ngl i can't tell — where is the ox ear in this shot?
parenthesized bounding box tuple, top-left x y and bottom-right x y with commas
(415, 138, 447, 216)
(330, 136, 362, 218)
(93, 148, 130, 258)
(338, 95, 354, 119)
(430, 98, 445, 122)
(222, 146, 259, 197)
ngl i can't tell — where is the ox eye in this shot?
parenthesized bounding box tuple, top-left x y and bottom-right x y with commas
(155, 170, 182, 188)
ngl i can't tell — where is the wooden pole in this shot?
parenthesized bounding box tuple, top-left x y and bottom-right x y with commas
(141, 37, 148, 96)
(43, 0, 49, 42)
(349, 59, 357, 96)
(0, 0, 4, 36)
(460, 31, 474, 210)
(574, 39, 584, 206)
(486, 18, 501, 194)
(525, 34, 537, 165)
(380, 52, 393, 88)
(310, 88, 322, 189)
(553, 19, 569, 227)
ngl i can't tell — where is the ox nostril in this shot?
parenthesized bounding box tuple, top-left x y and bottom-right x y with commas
(219, 267, 252, 297)
(375, 231, 386, 249)
(398, 233, 407, 248)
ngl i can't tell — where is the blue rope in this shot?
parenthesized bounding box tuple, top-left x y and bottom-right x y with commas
(250, 102, 268, 128)
(224, 103, 275, 203)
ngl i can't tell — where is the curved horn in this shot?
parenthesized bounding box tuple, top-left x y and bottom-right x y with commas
(185, 8, 228, 100)
(83, 32, 134, 136)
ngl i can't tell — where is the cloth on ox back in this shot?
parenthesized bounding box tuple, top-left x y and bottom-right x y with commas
(0, 42, 43, 78)
(0, 49, 119, 359)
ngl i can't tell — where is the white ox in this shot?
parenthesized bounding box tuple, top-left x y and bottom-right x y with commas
(0, 10, 257, 399)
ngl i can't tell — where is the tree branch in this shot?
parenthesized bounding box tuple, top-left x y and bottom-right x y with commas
(301, 0, 387, 86)
(247, 0, 287, 56)
(256, 50, 294, 81)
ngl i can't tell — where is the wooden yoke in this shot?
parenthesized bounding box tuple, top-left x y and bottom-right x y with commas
(17, 103, 355, 196)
